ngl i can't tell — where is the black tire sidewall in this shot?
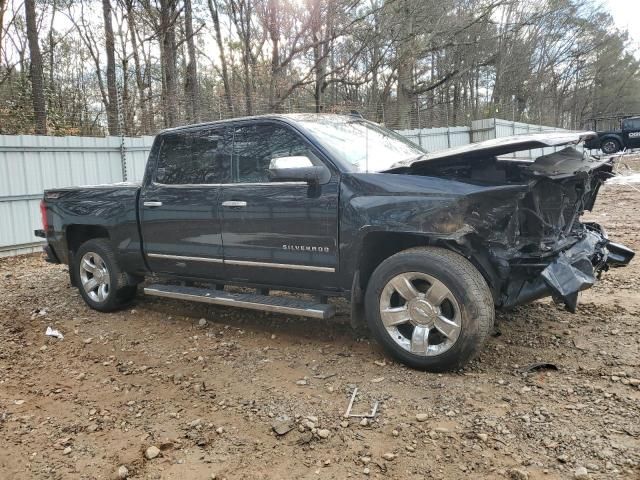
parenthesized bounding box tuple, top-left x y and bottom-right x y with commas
(365, 250, 491, 371)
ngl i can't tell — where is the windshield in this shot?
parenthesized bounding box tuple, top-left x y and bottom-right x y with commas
(297, 117, 425, 172)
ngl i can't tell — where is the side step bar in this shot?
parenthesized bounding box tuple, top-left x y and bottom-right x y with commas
(144, 284, 335, 319)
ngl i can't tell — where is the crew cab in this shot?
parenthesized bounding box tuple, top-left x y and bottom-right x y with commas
(584, 115, 640, 154)
(36, 114, 634, 371)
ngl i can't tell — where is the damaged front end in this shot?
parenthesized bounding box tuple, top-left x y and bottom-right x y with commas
(501, 224, 633, 312)
(395, 134, 635, 312)
(491, 148, 634, 312)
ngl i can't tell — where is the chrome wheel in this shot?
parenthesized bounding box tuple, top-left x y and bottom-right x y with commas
(379, 272, 461, 356)
(79, 252, 110, 303)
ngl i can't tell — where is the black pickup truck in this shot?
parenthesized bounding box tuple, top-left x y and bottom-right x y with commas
(36, 114, 634, 371)
(584, 115, 640, 154)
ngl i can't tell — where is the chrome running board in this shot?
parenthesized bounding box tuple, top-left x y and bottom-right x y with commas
(144, 284, 335, 319)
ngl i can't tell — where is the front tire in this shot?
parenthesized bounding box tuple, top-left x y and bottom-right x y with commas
(364, 247, 494, 371)
(75, 239, 138, 312)
(601, 138, 621, 154)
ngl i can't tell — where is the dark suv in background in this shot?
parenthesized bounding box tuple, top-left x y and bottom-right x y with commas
(584, 115, 640, 153)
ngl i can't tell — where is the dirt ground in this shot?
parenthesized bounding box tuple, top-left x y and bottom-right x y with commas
(1, 156, 639, 480)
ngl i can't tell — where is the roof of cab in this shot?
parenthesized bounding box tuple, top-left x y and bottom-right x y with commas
(158, 113, 362, 135)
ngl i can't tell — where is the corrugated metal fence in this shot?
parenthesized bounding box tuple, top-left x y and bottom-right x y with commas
(394, 126, 471, 151)
(471, 118, 568, 158)
(471, 118, 563, 142)
(0, 135, 154, 257)
(0, 118, 566, 257)
(396, 118, 566, 153)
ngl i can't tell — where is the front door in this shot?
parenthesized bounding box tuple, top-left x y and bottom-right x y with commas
(220, 122, 339, 291)
(139, 127, 231, 279)
(622, 118, 640, 149)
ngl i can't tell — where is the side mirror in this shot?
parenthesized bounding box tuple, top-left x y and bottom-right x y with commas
(268, 156, 330, 184)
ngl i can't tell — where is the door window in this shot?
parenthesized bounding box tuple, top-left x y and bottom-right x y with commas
(231, 124, 321, 183)
(622, 118, 640, 131)
(155, 129, 231, 184)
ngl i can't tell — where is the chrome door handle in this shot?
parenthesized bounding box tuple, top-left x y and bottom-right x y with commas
(144, 201, 163, 207)
(222, 201, 247, 207)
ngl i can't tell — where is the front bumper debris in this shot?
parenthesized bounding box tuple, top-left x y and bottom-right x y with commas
(606, 241, 635, 267)
(502, 226, 634, 312)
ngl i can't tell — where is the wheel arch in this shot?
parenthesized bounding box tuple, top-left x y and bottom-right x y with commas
(354, 230, 500, 304)
(66, 224, 111, 253)
(65, 225, 111, 287)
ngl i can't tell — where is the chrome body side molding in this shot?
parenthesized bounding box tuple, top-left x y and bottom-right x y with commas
(146, 253, 334, 272)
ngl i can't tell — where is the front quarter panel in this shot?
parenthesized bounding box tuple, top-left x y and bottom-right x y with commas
(338, 173, 528, 287)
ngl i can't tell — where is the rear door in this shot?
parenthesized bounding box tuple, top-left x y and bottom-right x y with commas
(139, 127, 231, 278)
(622, 118, 640, 149)
(220, 122, 339, 291)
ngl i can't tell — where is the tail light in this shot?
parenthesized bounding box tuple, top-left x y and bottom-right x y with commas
(40, 200, 49, 231)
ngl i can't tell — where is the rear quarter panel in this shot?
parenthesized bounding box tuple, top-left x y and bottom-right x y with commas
(45, 184, 144, 272)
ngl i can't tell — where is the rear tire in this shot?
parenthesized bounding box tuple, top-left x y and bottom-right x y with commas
(601, 138, 621, 154)
(74, 239, 138, 312)
(364, 247, 494, 371)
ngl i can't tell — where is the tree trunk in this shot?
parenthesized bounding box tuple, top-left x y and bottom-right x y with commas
(370, 6, 381, 120)
(313, 48, 326, 113)
(48, 0, 57, 97)
(25, 0, 47, 134)
(396, 58, 413, 129)
(207, 0, 233, 115)
(125, 0, 150, 133)
(242, 1, 253, 114)
(492, 2, 514, 106)
(184, 0, 199, 122)
(160, 0, 178, 127)
(452, 52, 460, 125)
(311, 1, 325, 113)
(0, 0, 6, 62)
(395, 0, 414, 130)
(267, 0, 279, 112)
(141, 38, 155, 130)
(125, 0, 149, 134)
(117, 20, 131, 135)
(102, 0, 118, 135)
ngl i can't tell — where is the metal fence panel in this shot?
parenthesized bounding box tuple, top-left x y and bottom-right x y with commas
(471, 118, 568, 158)
(0, 135, 140, 257)
(124, 136, 156, 182)
(396, 126, 470, 152)
(470, 118, 496, 143)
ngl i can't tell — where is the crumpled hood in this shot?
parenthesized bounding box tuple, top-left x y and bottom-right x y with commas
(520, 147, 611, 179)
(386, 131, 598, 171)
